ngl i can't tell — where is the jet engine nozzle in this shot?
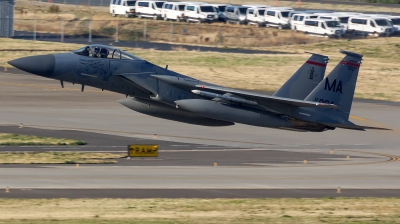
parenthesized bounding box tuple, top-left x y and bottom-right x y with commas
(8, 55, 55, 77)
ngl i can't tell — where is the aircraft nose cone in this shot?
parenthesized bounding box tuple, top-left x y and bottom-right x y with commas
(8, 55, 55, 77)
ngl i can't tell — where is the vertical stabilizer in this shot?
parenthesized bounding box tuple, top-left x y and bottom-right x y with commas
(273, 52, 328, 100)
(305, 50, 363, 120)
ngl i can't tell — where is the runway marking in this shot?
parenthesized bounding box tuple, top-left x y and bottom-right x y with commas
(341, 150, 400, 163)
(349, 115, 367, 121)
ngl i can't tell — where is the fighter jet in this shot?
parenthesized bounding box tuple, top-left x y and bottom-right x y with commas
(8, 44, 388, 132)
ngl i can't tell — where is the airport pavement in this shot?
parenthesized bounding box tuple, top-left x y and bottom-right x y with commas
(0, 71, 400, 198)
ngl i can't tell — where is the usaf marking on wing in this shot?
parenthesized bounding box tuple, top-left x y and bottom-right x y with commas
(8, 45, 390, 132)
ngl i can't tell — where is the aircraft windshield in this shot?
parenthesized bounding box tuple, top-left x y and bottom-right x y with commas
(73, 45, 142, 60)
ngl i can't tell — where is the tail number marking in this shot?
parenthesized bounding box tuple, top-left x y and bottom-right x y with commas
(324, 78, 342, 94)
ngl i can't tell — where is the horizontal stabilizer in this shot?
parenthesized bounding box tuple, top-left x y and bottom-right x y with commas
(322, 122, 391, 131)
(196, 85, 338, 109)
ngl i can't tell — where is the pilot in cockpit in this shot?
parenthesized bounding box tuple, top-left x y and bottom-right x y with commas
(99, 48, 109, 58)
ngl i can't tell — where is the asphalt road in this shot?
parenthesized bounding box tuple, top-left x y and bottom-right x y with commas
(0, 71, 400, 198)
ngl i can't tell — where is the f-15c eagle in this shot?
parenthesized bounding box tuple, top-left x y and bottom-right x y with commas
(8, 45, 389, 132)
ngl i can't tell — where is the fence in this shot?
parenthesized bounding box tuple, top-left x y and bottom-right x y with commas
(28, 0, 400, 8)
(11, 18, 394, 48)
(0, 0, 14, 37)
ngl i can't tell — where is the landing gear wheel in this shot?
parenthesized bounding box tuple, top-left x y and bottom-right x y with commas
(125, 12, 130, 18)
(153, 15, 157, 20)
(278, 24, 282, 30)
(266, 23, 270, 28)
(138, 14, 142, 19)
(112, 10, 116, 17)
(163, 16, 168, 21)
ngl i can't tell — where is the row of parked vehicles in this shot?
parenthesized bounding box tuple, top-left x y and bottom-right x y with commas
(109, 0, 400, 37)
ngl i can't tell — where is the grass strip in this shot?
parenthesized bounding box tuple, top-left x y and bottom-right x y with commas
(0, 133, 86, 146)
(0, 198, 400, 223)
(0, 152, 123, 164)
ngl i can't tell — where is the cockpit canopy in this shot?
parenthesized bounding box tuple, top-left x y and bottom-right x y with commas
(72, 44, 142, 60)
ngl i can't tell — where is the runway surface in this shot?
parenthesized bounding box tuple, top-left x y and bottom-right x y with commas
(1, 70, 400, 198)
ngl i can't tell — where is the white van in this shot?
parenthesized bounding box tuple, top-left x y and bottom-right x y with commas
(110, 0, 137, 17)
(301, 19, 345, 37)
(135, 0, 166, 20)
(161, 2, 187, 21)
(388, 16, 400, 33)
(317, 13, 351, 30)
(364, 14, 400, 33)
(264, 7, 293, 29)
(290, 13, 318, 31)
(184, 4, 219, 23)
(246, 7, 268, 27)
(209, 4, 229, 22)
(347, 16, 395, 36)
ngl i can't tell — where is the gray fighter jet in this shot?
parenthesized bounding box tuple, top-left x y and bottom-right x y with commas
(8, 44, 388, 131)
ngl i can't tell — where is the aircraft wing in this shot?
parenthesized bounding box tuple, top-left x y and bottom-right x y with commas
(194, 85, 338, 109)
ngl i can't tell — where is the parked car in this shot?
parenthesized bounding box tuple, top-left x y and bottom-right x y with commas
(246, 7, 268, 27)
(135, 0, 166, 20)
(161, 2, 187, 21)
(300, 19, 345, 37)
(184, 3, 219, 23)
(224, 5, 250, 24)
(290, 13, 318, 31)
(110, 0, 137, 17)
(317, 13, 353, 30)
(264, 7, 293, 29)
(347, 16, 395, 36)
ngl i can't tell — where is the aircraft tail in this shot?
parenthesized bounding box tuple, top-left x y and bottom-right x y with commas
(273, 52, 328, 100)
(305, 50, 363, 120)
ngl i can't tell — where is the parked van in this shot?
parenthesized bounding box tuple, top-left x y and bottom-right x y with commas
(225, 5, 250, 24)
(209, 4, 229, 22)
(301, 19, 345, 37)
(388, 16, 400, 32)
(246, 7, 268, 27)
(290, 13, 318, 31)
(364, 14, 400, 33)
(135, 0, 166, 20)
(347, 16, 395, 36)
(161, 2, 187, 21)
(317, 13, 352, 30)
(110, 0, 137, 17)
(184, 4, 219, 23)
(264, 7, 293, 29)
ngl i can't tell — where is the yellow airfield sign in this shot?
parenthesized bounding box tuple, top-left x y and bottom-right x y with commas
(128, 144, 158, 157)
